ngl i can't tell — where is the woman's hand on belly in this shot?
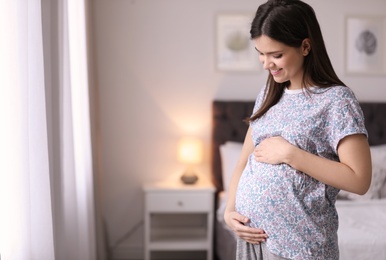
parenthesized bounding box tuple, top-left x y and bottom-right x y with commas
(224, 210, 268, 244)
(254, 136, 293, 165)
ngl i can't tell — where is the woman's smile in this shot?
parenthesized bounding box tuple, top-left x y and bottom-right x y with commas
(270, 69, 283, 76)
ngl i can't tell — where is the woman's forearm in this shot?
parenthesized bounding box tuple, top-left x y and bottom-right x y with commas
(285, 134, 372, 194)
(225, 127, 255, 213)
(225, 163, 245, 213)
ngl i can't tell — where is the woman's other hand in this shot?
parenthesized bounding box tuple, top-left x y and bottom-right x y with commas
(224, 210, 268, 244)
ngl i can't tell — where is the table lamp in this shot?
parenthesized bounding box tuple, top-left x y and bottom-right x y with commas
(178, 137, 203, 184)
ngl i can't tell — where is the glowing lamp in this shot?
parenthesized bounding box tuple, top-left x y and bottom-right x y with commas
(178, 137, 203, 184)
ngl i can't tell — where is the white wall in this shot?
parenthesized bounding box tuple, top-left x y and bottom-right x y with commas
(91, 0, 386, 258)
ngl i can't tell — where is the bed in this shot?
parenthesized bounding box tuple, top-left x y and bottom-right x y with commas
(211, 101, 386, 260)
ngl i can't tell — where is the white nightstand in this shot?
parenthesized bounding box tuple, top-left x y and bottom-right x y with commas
(143, 178, 215, 260)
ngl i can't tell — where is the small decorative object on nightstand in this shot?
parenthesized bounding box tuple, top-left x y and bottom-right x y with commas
(143, 179, 215, 260)
(178, 137, 203, 185)
(180, 171, 198, 184)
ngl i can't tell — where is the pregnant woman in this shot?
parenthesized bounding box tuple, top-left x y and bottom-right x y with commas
(224, 1, 372, 259)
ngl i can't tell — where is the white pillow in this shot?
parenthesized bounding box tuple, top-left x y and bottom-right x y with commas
(219, 142, 243, 192)
(339, 144, 386, 200)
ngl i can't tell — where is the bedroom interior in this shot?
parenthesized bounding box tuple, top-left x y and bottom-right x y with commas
(90, 0, 386, 259)
(3, 1, 386, 260)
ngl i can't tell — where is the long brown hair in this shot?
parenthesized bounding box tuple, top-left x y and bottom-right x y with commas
(248, 0, 345, 122)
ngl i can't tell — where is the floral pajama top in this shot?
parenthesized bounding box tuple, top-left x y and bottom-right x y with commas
(235, 86, 367, 259)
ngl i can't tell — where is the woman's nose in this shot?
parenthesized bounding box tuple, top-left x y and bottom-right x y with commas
(263, 60, 273, 70)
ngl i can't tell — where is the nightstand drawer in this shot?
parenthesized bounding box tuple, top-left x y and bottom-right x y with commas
(146, 192, 212, 212)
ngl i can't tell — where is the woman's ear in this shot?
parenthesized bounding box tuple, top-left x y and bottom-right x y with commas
(302, 38, 311, 56)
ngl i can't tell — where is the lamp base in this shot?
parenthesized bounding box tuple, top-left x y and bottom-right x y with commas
(180, 172, 198, 185)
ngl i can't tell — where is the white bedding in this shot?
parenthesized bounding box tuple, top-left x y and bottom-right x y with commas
(216, 193, 386, 259)
(336, 198, 386, 260)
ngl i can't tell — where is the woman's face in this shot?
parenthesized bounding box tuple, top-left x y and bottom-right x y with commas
(254, 35, 309, 90)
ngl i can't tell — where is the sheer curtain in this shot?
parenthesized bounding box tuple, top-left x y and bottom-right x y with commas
(0, 0, 97, 259)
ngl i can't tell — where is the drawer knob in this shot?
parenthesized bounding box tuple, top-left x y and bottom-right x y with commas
(177, 201, 183, 207)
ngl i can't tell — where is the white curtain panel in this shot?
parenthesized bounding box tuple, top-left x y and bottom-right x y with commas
(57, 0, 96, 259)
(0, 0, 96, 259)
(0, 0, 55, 259)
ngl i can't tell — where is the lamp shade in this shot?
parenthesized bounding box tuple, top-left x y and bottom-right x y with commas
(178, 137, 203, 164)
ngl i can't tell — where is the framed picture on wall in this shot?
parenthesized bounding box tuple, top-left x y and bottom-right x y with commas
(345, 15, 386, 75)
(216, 14, 261, 72)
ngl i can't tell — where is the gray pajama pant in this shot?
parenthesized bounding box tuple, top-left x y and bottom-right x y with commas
(236, 238, 289, 260)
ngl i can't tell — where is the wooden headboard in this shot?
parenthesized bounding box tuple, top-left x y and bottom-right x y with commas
(211, 101, 386, 191)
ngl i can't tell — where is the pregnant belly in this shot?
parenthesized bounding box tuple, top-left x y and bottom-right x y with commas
(235, 161, 303, 228)
(234, 160, 338, 259)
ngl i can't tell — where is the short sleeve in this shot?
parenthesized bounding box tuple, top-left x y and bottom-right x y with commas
(327, 88, 368, 153)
